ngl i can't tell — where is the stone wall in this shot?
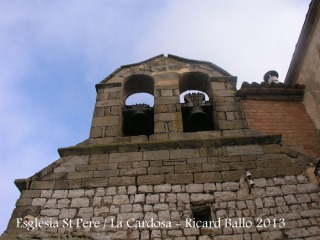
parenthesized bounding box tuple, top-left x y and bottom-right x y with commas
(5, 176, 320, 240)
(3, 138, 320, 239)
(285, 0, 320, 129)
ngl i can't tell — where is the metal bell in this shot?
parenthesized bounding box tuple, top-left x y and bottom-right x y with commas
(130, 110, 151, 135)
(187, 106, 211, 132)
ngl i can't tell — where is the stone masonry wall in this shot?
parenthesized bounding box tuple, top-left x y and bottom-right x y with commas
(5, 176, 320, 239)
(3, 140, 320, 239)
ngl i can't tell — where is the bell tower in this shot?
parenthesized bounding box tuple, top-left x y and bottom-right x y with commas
(89, 54, 248, 145)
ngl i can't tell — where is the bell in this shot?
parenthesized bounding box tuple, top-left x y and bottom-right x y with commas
(187, 106, 211, 132)
(130, 110, 151, 135)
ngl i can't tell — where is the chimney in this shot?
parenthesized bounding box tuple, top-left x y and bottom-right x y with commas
(263, 70, 279, 84)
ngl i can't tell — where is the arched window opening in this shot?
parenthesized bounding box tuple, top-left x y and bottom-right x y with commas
(125, 93, 154, 107)
(179, 72, 215, 132)
(122, 75, 154, 137)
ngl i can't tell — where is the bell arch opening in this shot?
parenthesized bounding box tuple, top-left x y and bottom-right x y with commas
(179, 72, 215, 132)
(125, 92, 154, 107)
(122, 75, 154, 137)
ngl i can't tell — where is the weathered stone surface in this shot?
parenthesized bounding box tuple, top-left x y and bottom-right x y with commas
(214, 191, 236, 202)
(70, 198, 90, 208)
(190, 194, 214, 205)
(186, 184, 204, 193)
(138, 175, 164, 185)
(226, 145, 264, 156)
(222, 182, 239, 191)
(154, 184, 172, 193)
(195, 172, 222, 183)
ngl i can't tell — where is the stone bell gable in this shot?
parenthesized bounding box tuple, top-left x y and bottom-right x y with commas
(2, 55, 320, 240)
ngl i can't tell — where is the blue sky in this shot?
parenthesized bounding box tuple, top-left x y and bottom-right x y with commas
(0, 0, 310, 234)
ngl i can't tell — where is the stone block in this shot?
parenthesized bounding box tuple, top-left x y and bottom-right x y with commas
(31, 181, 55, 190)
(143, 150, 169, 160)
(31, 198, 47, 207)
(137, 175, 164, 185)
(204, 183, 216, 193)
(90, 127, 103, 138)
(190, 194, 214, 205)
(90, 154, 109, 165)
(68, 189, 85, 198)
(113, 195, 129, 205)
(109, 152, 142, 162)
(297, 183, 319, 194)
(194, 172, 222, 183)
(170, 149, 199, 159)
(40, 209, 60, 217)
(219, 120, 248, 129)
(165, 173, 193, 184)
(229, 161, 256, 170)
(226, 145, 263, 156)
(266, 187, 283, 197)
(299, 209, 320, 218)
(221, 170, 244, 182)
(68, 171, 93, 179)
(16, 198, 32, 207)
(59, 209, 76, 219)
(146, 194, 160, 204)
(148, 166, 174, 174)
(55, 179, 82, 189)
(52, 190, 68, 199)
(120, 168, 147, 176)
(155, 96, 179, 105)
(109, 177, 135, 186)
(154, 203, 169, 211)
(154, 112, 178, 121)
(134, 194, 145, 204)
(222, 129, 244, 137)
(263, 144, 282, 154)
(184, 227, 200, 236)
(82, 178, 109, 188)
(71, 198, 90, 208)
(42, 199, 56, 210)
(222, 182, 239, 191)
(161, 89, 173, 97)
(91, 116, 119, 127)
(175, 164, 202, 173)
(203, 163, 229, 172)
(284, 176, 297, 184)
(296, 194, 311, 203)
(57, 199, 70, 208)
(263, 197, 275, 207)
(186, 184, 204, 193)
(226, 112, 235, 120)
(211, 82, 226, 90)
(154, 184, 172, 193)
(21, 190, 42, 198)
(214, 191, 236, 202)
(138, 185, 153, 193)
(93, 169, 120, 178)
(281, 185, 297, 195)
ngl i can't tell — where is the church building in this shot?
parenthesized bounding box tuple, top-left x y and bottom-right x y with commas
(1, 1, 320, 239)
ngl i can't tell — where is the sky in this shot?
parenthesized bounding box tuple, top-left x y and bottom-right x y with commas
(0, 0, 310, 234)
